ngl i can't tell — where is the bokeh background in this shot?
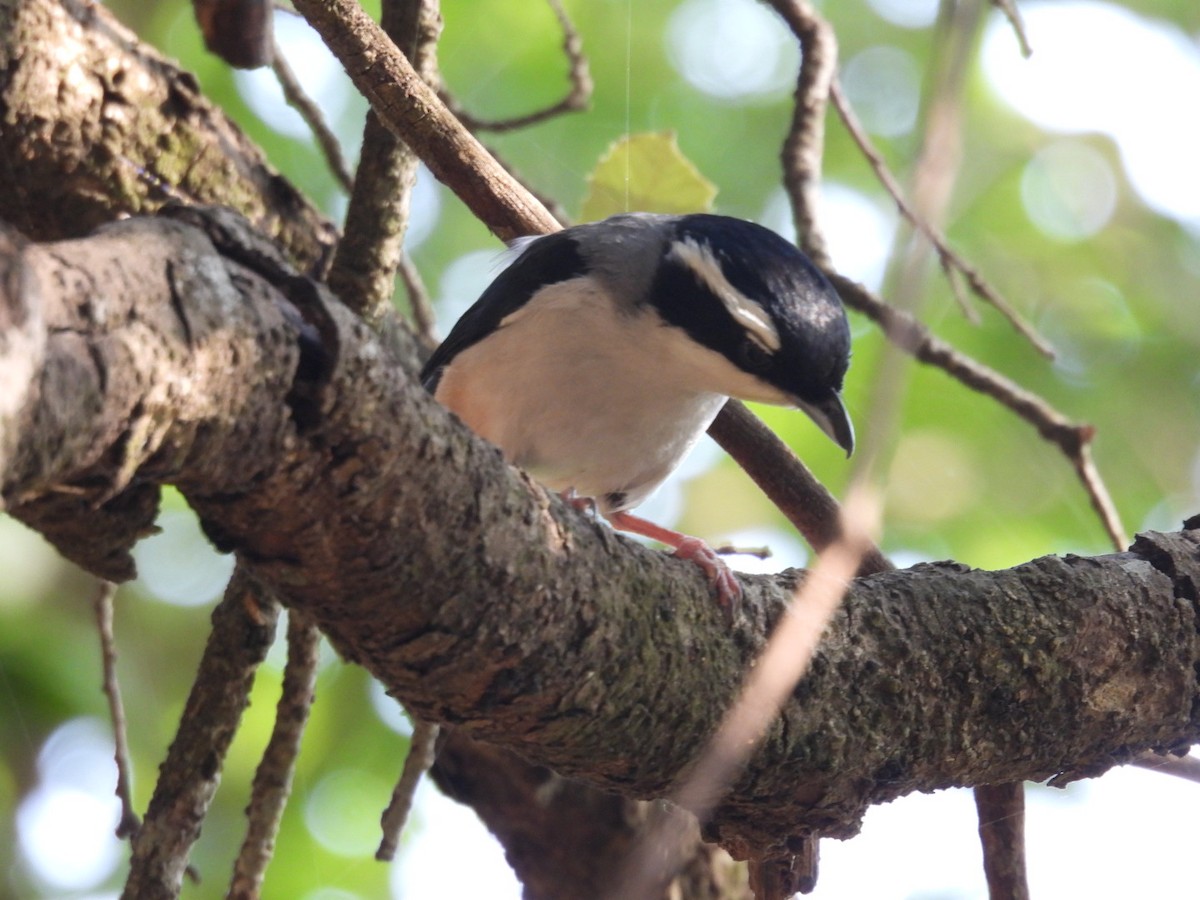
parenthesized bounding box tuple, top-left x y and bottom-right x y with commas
(3, 0, 1199, 896)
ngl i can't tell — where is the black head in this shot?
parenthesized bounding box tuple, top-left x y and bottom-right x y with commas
(648, 214, 854, 454)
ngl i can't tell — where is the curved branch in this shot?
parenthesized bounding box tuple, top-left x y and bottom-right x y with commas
(271, 39, 355, 192)
(762, 0, 838, 267)
(2, 214, 1197, 861)
(827, 80, 1053, 358)
(439, 0, 591, 133)
(829, 273, 1128, 549)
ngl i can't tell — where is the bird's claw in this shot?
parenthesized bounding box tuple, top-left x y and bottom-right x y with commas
(673, 536, 742, 617)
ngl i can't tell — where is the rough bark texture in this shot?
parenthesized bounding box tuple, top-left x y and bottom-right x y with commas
(0, 2, 740, 892)
(0, 0, 336, 271)
(122, 570, 280, 900)
(2, 214, 1198, 861)
(4, 1, 1200, 893)
(434, 732, 748, 899)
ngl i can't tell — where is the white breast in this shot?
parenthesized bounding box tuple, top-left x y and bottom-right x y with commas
(434, 278, 777, 513)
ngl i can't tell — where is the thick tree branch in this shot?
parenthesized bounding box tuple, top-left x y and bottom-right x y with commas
(0, 0, 336, 271)
(2, 214, 1198, 862)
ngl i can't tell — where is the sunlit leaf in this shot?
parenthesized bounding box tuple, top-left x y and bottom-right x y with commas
(579, 132, 717, 221)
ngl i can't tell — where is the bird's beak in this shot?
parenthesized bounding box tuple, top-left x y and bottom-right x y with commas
(797, 392, 855, 457)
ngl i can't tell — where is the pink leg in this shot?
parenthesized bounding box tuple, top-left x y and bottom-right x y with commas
(607, 510, 742, 610)
(560, 488, 596, 516)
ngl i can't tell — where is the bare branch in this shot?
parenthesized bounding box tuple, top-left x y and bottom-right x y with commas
(228, 609, 321, 899)
(377, 718, 440, 861)
(975, 784, 1030, 900)
(271, 39, 355, 192)
(830, 274, 1128, 550)
(991, 0, 1033, 58)
(328, 0, 442, 323)
(828, 80, 1054, 358)
(761, 0, 837, 267)
(440, 0, 591, 133)
(92, 580, 141, 840)
(707, 400, 892, 578)
(123, 568, 279, 899)
(398, 250, 438, 352)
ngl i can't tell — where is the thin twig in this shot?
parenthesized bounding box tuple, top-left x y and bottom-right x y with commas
(270, 39, 355, 192)
(762, 0, 837, 268)
(436, 2, 577, 228)
(827, 80, 1054, 358)
(1131, 751, 1200, 784)
(92, 580, 141, 839)
(975, 784, 1030, 900)
(398, 251, 438, 351)
(439, 0, 591, 133)
(290, 0, 560, 242)
(829, 273, 1128, 550)
(991, 0, 1033, 58)
(228, 610, 322, 899)
(377, 717, 441, 860)
(708, 400, 893, 578)
(1074, 442, 1128, 550)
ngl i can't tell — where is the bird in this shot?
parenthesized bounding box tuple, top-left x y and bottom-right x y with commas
(421, 212, 854, 608)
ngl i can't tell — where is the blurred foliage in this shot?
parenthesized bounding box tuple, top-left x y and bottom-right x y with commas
(2, 0, 1199, 897)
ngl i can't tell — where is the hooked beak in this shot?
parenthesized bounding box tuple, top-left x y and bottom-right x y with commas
(797, 392, 855, 457)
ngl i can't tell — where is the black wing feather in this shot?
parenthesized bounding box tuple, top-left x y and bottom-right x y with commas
(420, 230, 588, 391)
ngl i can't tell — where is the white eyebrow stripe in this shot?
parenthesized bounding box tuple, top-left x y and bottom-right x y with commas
(667, 238, 782, 352)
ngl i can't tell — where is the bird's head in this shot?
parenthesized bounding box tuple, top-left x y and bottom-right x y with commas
(642, 214, 855, 455)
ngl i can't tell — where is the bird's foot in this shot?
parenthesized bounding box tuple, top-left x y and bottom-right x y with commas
(606, 510, 742, 613)
(671, 535, 742, 613)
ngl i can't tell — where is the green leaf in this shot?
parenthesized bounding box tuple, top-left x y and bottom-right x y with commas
(579, 132, 718, 221)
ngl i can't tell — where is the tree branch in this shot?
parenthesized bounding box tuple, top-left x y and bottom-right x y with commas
(2, 213, 1197, 862)
(289, 0, 559, 241)
(92, 579, 141, 839)
(229, 608, 320, 898)
(0, 0, 336, 271)
(438, 0, 591, 133)
(122, 568, 279, 899)
(327, 0, 442, 323)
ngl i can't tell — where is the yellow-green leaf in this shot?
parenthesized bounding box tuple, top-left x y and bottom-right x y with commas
(580, 132, 717, 221)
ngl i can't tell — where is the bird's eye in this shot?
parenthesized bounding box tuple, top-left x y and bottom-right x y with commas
(737, 338, 773, 374)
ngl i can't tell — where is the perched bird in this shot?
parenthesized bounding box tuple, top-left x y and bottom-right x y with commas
(421, 213, 854, 606)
